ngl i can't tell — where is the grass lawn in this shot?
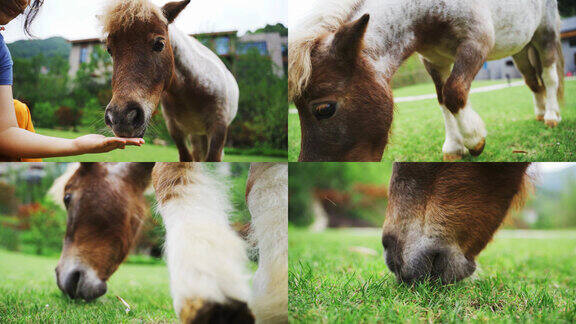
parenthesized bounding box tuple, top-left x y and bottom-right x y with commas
(289, 228, 576, 322)
(288, 79, 576, 161)
(0, 249, 175, 322)
(36, 128, 286, 162)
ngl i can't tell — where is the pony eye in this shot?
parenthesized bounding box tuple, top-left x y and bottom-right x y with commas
(153, 38, 165, 52)
(63, 193, 72, 208)
(107, 47, 112, 56)
(313, 102, 337, 120)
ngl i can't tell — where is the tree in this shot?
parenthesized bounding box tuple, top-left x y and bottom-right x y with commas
(559, 0, 576, 17)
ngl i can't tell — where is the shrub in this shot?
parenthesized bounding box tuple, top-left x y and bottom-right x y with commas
(31, 102, 58, 128)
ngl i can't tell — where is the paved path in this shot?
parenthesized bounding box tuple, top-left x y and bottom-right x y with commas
(288, 80, 525, 114)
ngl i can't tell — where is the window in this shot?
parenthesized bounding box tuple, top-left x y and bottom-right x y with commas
(214, 37, 230, 55)
(281, 43, 287, 57)
(238, 41, 268, 55)
(569, 38, 576, 47)
(505, 60, 514, 67)
(79, 46, 89, 64)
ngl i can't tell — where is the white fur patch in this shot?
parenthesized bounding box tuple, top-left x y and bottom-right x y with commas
(440, 106, 467, 155)
(454, 103, 487, 150)
(247, 163, 288, 323)
(154, 165, 251, 315)
(541, 64, 561, 123)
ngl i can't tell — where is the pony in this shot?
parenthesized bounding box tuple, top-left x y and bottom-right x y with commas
(51, 162, 288, 323)
(382, 162, 530, 283)
(289, 0, 564, 161)
(101, 0, 239, 162)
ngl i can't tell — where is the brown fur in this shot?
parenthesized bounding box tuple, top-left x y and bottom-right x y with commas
(180, 298, 254, 324)
(294, 15, 393, 161)
(384, 163, 530, 267)
(152, 162, 195, 204)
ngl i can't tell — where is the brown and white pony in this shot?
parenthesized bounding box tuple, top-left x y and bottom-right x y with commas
(102, 0, 239, 162)
(51, 162, 288, 323)
(382, 162, 530, 284)
(289, 0, 564, 161)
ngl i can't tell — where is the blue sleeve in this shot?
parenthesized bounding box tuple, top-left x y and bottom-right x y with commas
(0, 34, 13, 86)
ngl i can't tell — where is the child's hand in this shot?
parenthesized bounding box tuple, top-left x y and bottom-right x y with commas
(73, 134, 145, 154)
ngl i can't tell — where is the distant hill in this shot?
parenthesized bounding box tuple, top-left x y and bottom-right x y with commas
(7, 37, 70, 59)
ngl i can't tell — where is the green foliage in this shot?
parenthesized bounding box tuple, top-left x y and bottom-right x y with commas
(232, 49, 288, 150)
(248, 23, 288, 37)
(19, 199, 66, 256)
(12, 54, 69, 111)
(392, 55, 431, 88)
(289, 163, 392, 226)
(289, 228, 576, 323)
(7, 37, 70, 59)
(559, 0, 576, 17)
(32, 102, 58, 128)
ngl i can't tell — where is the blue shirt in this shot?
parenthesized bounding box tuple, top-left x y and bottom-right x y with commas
(0, 33, 13, 85)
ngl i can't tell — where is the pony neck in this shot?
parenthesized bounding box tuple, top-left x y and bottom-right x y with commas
(354, 1, 419, 80)
(167, 25, 216, 90)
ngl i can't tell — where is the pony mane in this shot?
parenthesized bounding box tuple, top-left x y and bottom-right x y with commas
(101, 0, 167, 34)
(288, 0, 365, 101)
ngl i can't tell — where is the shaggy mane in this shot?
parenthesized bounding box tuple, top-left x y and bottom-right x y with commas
(101, 0, 167, 34)
(288, 0, 365, 101)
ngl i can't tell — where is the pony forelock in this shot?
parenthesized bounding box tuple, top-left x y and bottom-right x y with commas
(100, 0, 167, 34)
(288, 0, 365, 101)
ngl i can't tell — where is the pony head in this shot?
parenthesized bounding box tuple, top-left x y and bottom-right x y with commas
(101, 0, 190, 138)
(54, 162, 153, 301)
(289, 14, 393, 161)
(382, 163, 529, 284)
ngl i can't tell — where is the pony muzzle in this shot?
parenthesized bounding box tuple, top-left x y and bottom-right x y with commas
(105, 101, 148, 138)
(382, 234, 476, 284)
(55, 263, 107, 301)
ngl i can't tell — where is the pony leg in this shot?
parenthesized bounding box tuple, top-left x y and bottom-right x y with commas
(166, 119, 193, 162)
(512, 46, 546, 122)
(190, 135, 208, 162)
(206, 123, 228, 162)
(422, 58, 467, 161)
(246, 163, 288, 323)
(443, 41, 489, 157)
(152, 163, 254, 323)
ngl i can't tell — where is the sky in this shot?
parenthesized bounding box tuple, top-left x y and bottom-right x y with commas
(288, 0, 318, 30)
(2, 0, 287, 43)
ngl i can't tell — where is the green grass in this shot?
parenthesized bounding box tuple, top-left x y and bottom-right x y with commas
(289, 228, 576, 323)
(288, 79, 576, 161)
(0, 249, 176, 322)
(36, 128, 286, 162)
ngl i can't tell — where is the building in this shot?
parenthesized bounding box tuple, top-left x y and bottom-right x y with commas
(476, 16, 576, 80)
(68, 30, 288, 79)
(561, 16, 576, 75)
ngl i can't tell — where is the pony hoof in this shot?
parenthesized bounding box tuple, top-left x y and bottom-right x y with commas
(443, 153, 462, 161)
(468, 138, 485, 156)
(180, 298, 254, 324)
(536, 115, 544, 122)
(545, 120, 558, 128)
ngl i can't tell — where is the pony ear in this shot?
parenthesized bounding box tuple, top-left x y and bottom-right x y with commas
(162, 0, 191, 24)
(331, 14, 370, 62)
(124, 163, 155, 188)
(78, 162, 98, 173)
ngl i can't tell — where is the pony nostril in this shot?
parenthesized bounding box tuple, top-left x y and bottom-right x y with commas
(64, 270, 82, 299)
(105, 110, 113, 126)
(125, 102, 144, 128)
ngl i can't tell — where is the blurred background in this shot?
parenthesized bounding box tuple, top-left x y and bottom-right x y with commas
(4, 0, 288, 161)
(289, 163, 576, 231)
(0, 163, 252, 261)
